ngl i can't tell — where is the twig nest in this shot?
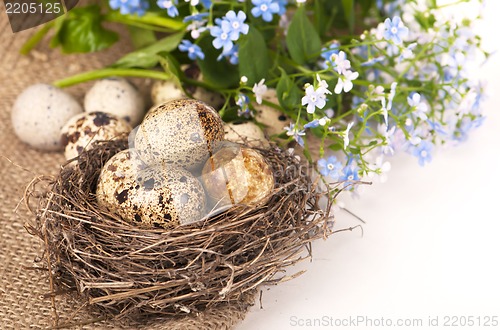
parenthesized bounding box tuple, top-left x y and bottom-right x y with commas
(224, 122, 269, 147)
(11, 83, 83, 151)
(96, 149, 206, 228)
(61, 111, 132, 160)
(201, 144, 274, 206)
(27, 140, 333, 319)
(133, 99, 224, 171)
(84, 78, 146, 127)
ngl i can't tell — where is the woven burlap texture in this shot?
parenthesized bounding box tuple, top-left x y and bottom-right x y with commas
(0, 15, 255, 329)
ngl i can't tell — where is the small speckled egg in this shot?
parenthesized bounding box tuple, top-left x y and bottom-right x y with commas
(151, 80, 187, 105)
(254, 89, 291, 137)
(60, 112, 132, 160)
(201, 145, 274, 206)
(134, 99, 225, 171)
(224, 122, 269, 148)
(96, 150, 206, 228)
(84, 78, 145, 127)
(11, 84, 83, 151)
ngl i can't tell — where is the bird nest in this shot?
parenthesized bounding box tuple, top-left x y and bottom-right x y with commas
(25, 139, 340, 324)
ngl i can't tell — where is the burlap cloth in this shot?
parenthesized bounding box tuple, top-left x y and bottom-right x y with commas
(0, 15, 256, 329)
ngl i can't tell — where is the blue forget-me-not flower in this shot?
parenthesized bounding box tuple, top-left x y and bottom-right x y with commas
(178, 40, 205, 60)
(383, 16, 408, 45)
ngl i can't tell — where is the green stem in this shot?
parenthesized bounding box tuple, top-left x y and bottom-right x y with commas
(53, 68, 171, 88)
(104, 12, 186, 32)
(20, 21, 54, 55)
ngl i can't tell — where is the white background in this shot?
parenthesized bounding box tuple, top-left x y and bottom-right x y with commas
(237, 1, 500, 329)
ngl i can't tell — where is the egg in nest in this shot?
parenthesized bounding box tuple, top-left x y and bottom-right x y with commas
(96, 149, 206, 228)
(61, 111, 132, 161)
(133, 99, 225, 171)
(201, 144, 274, 207)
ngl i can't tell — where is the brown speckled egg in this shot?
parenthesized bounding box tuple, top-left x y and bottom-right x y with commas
(224, 122, 269, 147)
(61, 112, 132, 160)
(201, 145, 274, 206)
(96, 149, 206, 228)
(134, 99, 225, 171)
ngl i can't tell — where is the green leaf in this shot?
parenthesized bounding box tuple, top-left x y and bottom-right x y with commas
(128, 26, 157, 49)
(359, 0, 375, 17)
(52, 5, 118, 53)
(328, 143, 343, 152)
(112, 32, 184, 68)
(197, 36, 239, 89)
(276, 68, 302, 113)
(314, 0, 327, 38)
(350, 146, 361, 154)
(157, 52, 182, 88)
(341, 0, 354, 33)
(104, 12, 186, 32)
(238, 28, 271, 86)
(285, 6, 322, 65)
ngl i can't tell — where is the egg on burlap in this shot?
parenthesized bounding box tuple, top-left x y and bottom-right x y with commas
(84, 78, 145, 127)
(133, 99, 225, 171)
(11, 84, 83, 151)
(60, 111, 132, 160)
(223, 122, 269, 147)
(150, 66, 224, 109)
(201, 144, 274, 206)
(96, 149, 206, 228)
(150, 80, 187, 105)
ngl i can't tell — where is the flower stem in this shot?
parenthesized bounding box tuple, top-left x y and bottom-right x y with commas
(20, 22, 54, 55)
(53, 68, 171, 88)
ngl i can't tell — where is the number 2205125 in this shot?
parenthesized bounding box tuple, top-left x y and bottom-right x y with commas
(5, 2, 62, 14)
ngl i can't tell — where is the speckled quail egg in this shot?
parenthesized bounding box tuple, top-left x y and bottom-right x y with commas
(96, 149, 206, 228)
(60, 111, 132, 160)
(201, 144, 274, 206)
(151, 80, 187, 105)
(84, 78, 145, 127)
(253, 89, 291, 137)
(134, 99, 225, 171)
(224, 122, 269, 148)
(11, 84, 83, 151)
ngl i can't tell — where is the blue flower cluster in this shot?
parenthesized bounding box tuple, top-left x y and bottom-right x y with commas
(104, 0, 485, 189)
(211, 10, 249, 57)
(250, 0, 286, 22)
